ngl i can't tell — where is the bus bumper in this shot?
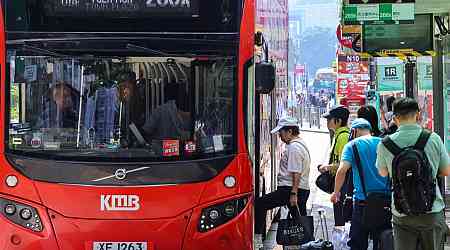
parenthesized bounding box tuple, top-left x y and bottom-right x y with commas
(0, 193, 255, 250)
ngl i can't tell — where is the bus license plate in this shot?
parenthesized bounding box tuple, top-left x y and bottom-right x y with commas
(93, 242, 148, 250)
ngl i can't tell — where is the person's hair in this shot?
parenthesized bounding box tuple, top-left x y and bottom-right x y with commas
(393, 97, 419, 118)
(50, 82, 79, 100)
(357, 105, 382, 136)
(164, 83, 189, 112)
(386, 96, 396, 112)
(122, 71, 137, 82)
(280, 126, 300, 136)
(334, 116, 349, 127)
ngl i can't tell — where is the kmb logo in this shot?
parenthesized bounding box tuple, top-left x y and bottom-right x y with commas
(100, 195, 140, 211)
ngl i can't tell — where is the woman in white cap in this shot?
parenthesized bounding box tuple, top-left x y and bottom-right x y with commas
(254, 117, 311, 249)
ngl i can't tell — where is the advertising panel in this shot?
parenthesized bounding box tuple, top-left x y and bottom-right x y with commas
(338, 55, 369, 74)
(341, 25, 363, 52)
(377, 64, 404, 91)
(337, 74, 369, 94)
(417, 57, 433, 91)
(445, 51, 450, 153)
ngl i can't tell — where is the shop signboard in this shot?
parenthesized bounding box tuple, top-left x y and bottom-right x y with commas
(338, 55, 369, 74)
(342, 25, 363, 52)
(294, 64, 305, 76)
(377, 64, 404, 91)
(344, 3, 415, 24)
(337, 75, 369, 95)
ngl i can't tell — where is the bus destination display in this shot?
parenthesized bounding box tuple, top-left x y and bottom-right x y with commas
(44, 0, 199, 17)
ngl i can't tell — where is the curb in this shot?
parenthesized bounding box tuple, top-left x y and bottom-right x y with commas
(299, 128, 330, 134)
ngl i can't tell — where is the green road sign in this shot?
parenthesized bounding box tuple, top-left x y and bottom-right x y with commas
(344, 3, 414, 24)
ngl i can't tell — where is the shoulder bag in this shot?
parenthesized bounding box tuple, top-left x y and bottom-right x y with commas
(352, 144, 392, 229)
(316, 130, 349, 194)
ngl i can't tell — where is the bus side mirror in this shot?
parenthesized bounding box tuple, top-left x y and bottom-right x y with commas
(255, 62, 275, 94)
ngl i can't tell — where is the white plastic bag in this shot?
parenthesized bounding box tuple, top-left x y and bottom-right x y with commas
(331, 223, 351, 250)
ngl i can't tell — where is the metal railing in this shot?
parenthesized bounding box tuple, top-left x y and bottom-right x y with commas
(293, 105, 328, 130)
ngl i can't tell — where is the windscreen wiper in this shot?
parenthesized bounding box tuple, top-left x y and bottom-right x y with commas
(126, 43, 172, 56)
(20, 44, 67, 57)
(126, 43, 199, 57)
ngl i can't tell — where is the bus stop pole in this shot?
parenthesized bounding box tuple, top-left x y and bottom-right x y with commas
(405, 59, 417, 99)
(432, 38, 446, 198)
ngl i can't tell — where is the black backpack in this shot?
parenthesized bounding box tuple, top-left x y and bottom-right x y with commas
(382, 130, 436, 215)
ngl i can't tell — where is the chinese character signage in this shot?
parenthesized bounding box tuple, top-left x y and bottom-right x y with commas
(349, 0, 414, 3)
(338, 55, 369, 74)
(377, 64, 404, 91)
(163, 140, 180, 157)
(344, 3, 414, 24)
(294, 64, 305, 75)
(44, 0, 199, 17)
(337, 74, 369, 95)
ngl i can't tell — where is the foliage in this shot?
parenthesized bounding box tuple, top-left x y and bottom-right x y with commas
(290, 26, 337, 78)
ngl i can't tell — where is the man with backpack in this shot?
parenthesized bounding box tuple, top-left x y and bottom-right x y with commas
(377, 97, 450, 250)
(331, 118, 391, 250)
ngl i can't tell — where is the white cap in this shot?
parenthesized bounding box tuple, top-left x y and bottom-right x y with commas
(270, 117, 299, 134)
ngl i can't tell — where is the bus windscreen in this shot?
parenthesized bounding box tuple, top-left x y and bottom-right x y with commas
(7, 52, 236, 161)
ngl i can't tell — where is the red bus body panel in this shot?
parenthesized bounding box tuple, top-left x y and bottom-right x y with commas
(49, 211, 192, 250)
(0, 154, 253, 250)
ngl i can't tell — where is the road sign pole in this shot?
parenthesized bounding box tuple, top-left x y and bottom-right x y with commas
(405, 59, 417, 98)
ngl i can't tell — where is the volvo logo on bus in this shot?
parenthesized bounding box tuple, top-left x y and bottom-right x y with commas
(114, 168, 127, 180)
(100, 195, 140, 211)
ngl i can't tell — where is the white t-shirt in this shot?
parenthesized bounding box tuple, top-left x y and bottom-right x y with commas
(277, 137, 310, 190)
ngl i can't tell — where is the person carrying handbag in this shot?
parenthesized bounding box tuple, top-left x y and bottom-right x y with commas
(331, 118, 391, 250)
(254, 117, 311, 249)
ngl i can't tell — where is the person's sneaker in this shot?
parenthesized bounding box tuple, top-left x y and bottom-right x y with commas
(254, 234, 264, 250)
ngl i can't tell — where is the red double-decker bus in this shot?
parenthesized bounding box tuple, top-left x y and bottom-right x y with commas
(0, 0, 287, 249)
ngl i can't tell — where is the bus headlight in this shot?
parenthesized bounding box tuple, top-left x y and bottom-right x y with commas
(198, 196, 248, 233)
(20, 208, 33, 220)
(5, 204, 16, 215)
(0, 197, 43, 232)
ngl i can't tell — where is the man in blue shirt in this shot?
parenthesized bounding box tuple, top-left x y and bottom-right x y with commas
(331, 118, 390, 250)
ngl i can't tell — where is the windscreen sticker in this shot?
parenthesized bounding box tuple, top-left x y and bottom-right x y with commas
(12, 137, 23, 145)
(213, 135, 224, 152)
(43, 142, 61, 150)
(24, 65, 38, 82)
(30, 134, 42, 148)
(163, 140, 180, 157)
(184, 141, 196, 154)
